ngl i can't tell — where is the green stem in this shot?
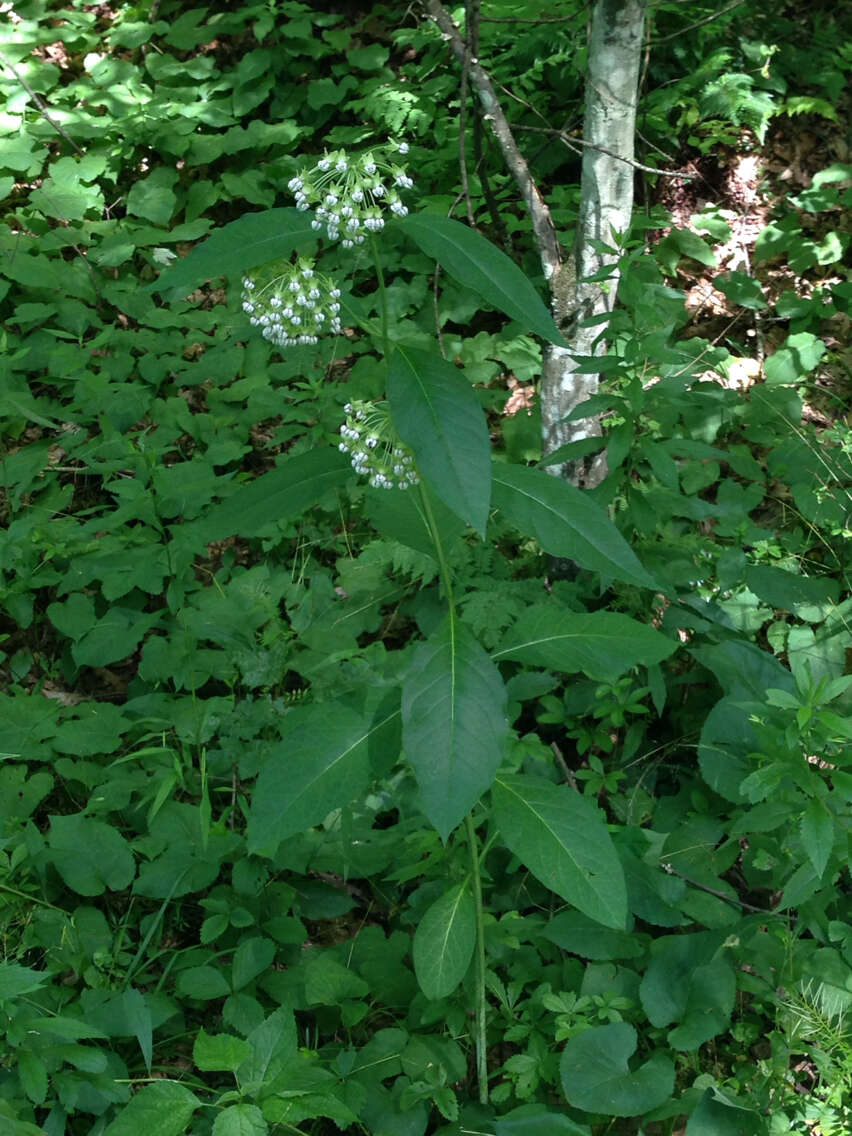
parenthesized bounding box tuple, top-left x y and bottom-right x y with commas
(370, 234, 391, 361)
(465, 812, 489, 1105)
(419, 484, 455, 609)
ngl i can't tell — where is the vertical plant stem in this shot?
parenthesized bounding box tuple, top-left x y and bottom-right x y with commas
(419, 479, 487, 1101)
(370, 235, 391, 361)
(419, 484, 455, 610)
(465, 812, 489, 1105)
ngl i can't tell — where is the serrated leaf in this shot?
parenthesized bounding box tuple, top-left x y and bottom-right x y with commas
(493, 774, 627, 929)
(213, 1104, 268, 1136)
(48, 814, 135, 896)
(492, 607, 676, 680)
(201, 447, 350, 539)
(388, 347, 491, 536)
(0, 962, 47, 1003)
(491, 463, 659, 589)
(559, 1022, 674, 1116)
(403, 616, 508, 841)
(397, 214, 565, 345)
(149, 208, 319, 295)
(103, 1080, 200, 1136)
(193, 1028, 252, 1073)
(247, 704, 394, 853)
(413, 881, 475, 999)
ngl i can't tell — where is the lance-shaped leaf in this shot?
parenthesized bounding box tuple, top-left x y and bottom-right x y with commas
(413, 881, 476, 999)
(493, 607, 676, 681)
(148, 208, 319, 296)
(389, 347, 491, 536)
(492, 463, 659, 589)
(403, 616, 507, 841)
(559, 1022, 674, 1117)
(397, 214, 565, 346)
(493, 774, 627, 929)
(200, 447, 350, 539)
(247, 702, 399, 853)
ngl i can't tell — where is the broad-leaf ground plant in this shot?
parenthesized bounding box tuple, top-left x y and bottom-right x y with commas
(1, 2, 851, 1134)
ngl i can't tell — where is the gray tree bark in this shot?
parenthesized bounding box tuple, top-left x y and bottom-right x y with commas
(541, 0, 647, 488)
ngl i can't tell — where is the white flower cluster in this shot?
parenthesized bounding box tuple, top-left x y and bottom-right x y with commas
(241, 257, 342, 348)
(338, 400, 419, 490)
(288, 140, 414, 248)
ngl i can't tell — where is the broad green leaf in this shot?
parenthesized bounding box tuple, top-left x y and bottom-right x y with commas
(639, 933, 729, 1036)
(175, 966, 232, 1001)
(247, 704, 389, 853)
(403, 617, 508, 841)
(496, 1105, 591, 1135)
(655, 228, 717, 273)
(716, 271, 767, 310)
(0, 962, 47, 1003)
(686, 1087, 761, 1136)
(388, 347, 491, 536)
(213, 1104, 268, 1136)
(491, 463, 659, 589)
(559, 1022, 674, 1116)
(126, 168, 178, 227)
(493, 774, 627, 929)
(543, 911, 643, 960)
(30, 162, 105, 221)
(397, 214, 565, 345)
(493, 607, 676, 680)
(365, 480, 466, 558)
(232, 937, 276, 990)
(764, 332, 826, 385)
(201, 447, 350, 539)
(48, 814, 135, 896)
(413, 881, 475, 999)
(18, 1050, 47, 1105)
(193, 1028, 252, 1073)
(103, 1080, 200, 1136)
(239, 1008, 297, 1086)
(149, 207, 319, 295)
(800, 798, 833, 878)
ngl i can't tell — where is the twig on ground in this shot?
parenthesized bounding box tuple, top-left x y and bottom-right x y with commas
(0, 48, 82, 154)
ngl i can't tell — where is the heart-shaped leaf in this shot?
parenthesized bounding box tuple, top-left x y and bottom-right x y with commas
(560, 1022, 674, 1117)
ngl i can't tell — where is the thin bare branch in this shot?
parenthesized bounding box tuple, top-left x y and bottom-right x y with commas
(480, 14, 576, 22)
(0, 48, 82, 155)
(662, 862, 774, 915)
(649, 0, 747, 44)
(423, 0, 561, 279)
(514, 123, 694, 178)
(457, 3, 476, 226)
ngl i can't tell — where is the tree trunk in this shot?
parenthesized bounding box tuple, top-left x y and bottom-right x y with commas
(540, 0, 647, 488)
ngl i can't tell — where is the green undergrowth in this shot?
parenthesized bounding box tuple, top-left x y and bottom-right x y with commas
(1, 1, 851, 1134)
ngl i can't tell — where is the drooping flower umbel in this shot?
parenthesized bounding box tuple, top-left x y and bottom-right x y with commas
(338, 400, 419, 490)
(288, 140, 414, 248)
(240, 256, 342, 348)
